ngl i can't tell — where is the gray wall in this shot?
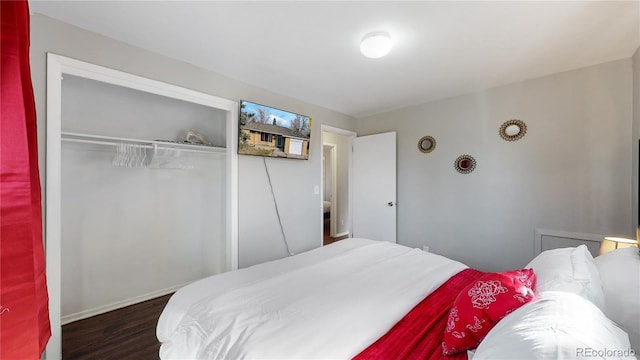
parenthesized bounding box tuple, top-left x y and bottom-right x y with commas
(30, 14, 356, 269)
(357, 59, 634, 271)
(31, 14, 638, 274)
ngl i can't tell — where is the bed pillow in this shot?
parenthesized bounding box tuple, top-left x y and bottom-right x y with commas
(441, 269, 536, 356)
(594, 247, 640, 354)
(525, 245, 605, 310)
(472, 291, 635, 360)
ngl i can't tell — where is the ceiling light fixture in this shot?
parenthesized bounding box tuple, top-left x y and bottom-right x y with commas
(360, 31, 392, 59)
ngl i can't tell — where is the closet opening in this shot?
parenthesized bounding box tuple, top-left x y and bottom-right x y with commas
(45, 54, 238, 360)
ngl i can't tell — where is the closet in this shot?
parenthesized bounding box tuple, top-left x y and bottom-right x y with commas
(45, 54, 238, 359)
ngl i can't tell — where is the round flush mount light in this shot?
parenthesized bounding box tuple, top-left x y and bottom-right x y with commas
(360, 31, 392, 59)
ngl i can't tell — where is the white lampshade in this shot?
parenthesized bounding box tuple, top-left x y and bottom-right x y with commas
(598, 236, 638, 255)
(360, 31, 392, 59)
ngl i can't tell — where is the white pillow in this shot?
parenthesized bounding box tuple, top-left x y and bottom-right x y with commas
(525, 245, 605, 309)
(473, 291, 635, 360)
(595, 247, 640, 354)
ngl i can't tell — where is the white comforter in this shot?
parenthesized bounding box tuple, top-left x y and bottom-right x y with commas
(157, 238, 467, 359)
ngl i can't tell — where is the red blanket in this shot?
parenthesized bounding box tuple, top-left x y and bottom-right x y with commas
(353, 268, 484, 360)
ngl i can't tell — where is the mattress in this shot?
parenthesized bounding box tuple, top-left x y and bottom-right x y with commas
(157, 238, 467, 359)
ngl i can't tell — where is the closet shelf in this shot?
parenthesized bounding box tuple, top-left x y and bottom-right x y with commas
(61, 131, 226, 154)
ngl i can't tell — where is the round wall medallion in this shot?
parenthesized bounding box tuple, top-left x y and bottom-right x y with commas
(499, 119, 527, 141)
(418, 135, 436, 153)
(454, 154, 477, 174)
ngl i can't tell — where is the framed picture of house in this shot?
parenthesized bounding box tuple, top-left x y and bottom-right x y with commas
(239, 100, 311, 160)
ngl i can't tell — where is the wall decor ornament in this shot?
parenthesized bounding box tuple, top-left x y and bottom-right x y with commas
(454, 154, 477, 174)
(499, 119, 527, 141)
(418, 135, 436, 153)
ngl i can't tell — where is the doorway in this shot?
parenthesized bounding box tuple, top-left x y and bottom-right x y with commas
(321, 126, 355, 246)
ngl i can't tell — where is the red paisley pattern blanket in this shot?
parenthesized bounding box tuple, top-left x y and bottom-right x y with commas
(353, 268, 484, 360)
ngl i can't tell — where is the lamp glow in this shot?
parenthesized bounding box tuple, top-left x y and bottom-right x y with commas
(599, 236, 638, 255)
(360, 31, 392, 59)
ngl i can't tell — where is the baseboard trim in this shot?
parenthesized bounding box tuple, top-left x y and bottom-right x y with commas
(334, 231, 349, 237)
(61, 282, 188, 325)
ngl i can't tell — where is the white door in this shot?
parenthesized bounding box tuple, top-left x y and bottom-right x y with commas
(352, 131, 396, 243)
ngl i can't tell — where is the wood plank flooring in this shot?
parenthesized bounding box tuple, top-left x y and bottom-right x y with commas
(62, 294, 172, 360)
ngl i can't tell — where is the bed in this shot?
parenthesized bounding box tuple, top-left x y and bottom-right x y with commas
(157, 238, 639, 359)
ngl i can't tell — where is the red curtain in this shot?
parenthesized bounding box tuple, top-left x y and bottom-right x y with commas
(1, 0, 52, 358)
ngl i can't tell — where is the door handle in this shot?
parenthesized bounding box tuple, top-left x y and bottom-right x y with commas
(387, 202, 395, 207)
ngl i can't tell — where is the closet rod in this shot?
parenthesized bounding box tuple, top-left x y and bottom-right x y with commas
(61, 132, 225, 154)
(62, 137, 140, 147)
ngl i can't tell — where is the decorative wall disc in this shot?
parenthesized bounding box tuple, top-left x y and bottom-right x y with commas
(499, 119, 527, 141)
(418, 135, 436, 153)
(454, 154, 477, 174)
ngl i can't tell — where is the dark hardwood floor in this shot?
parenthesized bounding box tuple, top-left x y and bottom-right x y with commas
(62, 294, 172, 360)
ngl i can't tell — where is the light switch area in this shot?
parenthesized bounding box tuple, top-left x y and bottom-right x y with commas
(313, 185, 320, 194)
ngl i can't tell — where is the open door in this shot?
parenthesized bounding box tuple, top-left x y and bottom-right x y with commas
(352, 131, 397, 243)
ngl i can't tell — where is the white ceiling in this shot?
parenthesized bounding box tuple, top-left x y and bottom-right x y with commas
(30, 1, 640, 118)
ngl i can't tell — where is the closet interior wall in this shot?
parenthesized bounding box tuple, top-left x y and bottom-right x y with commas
(60, 74, 228, 323)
